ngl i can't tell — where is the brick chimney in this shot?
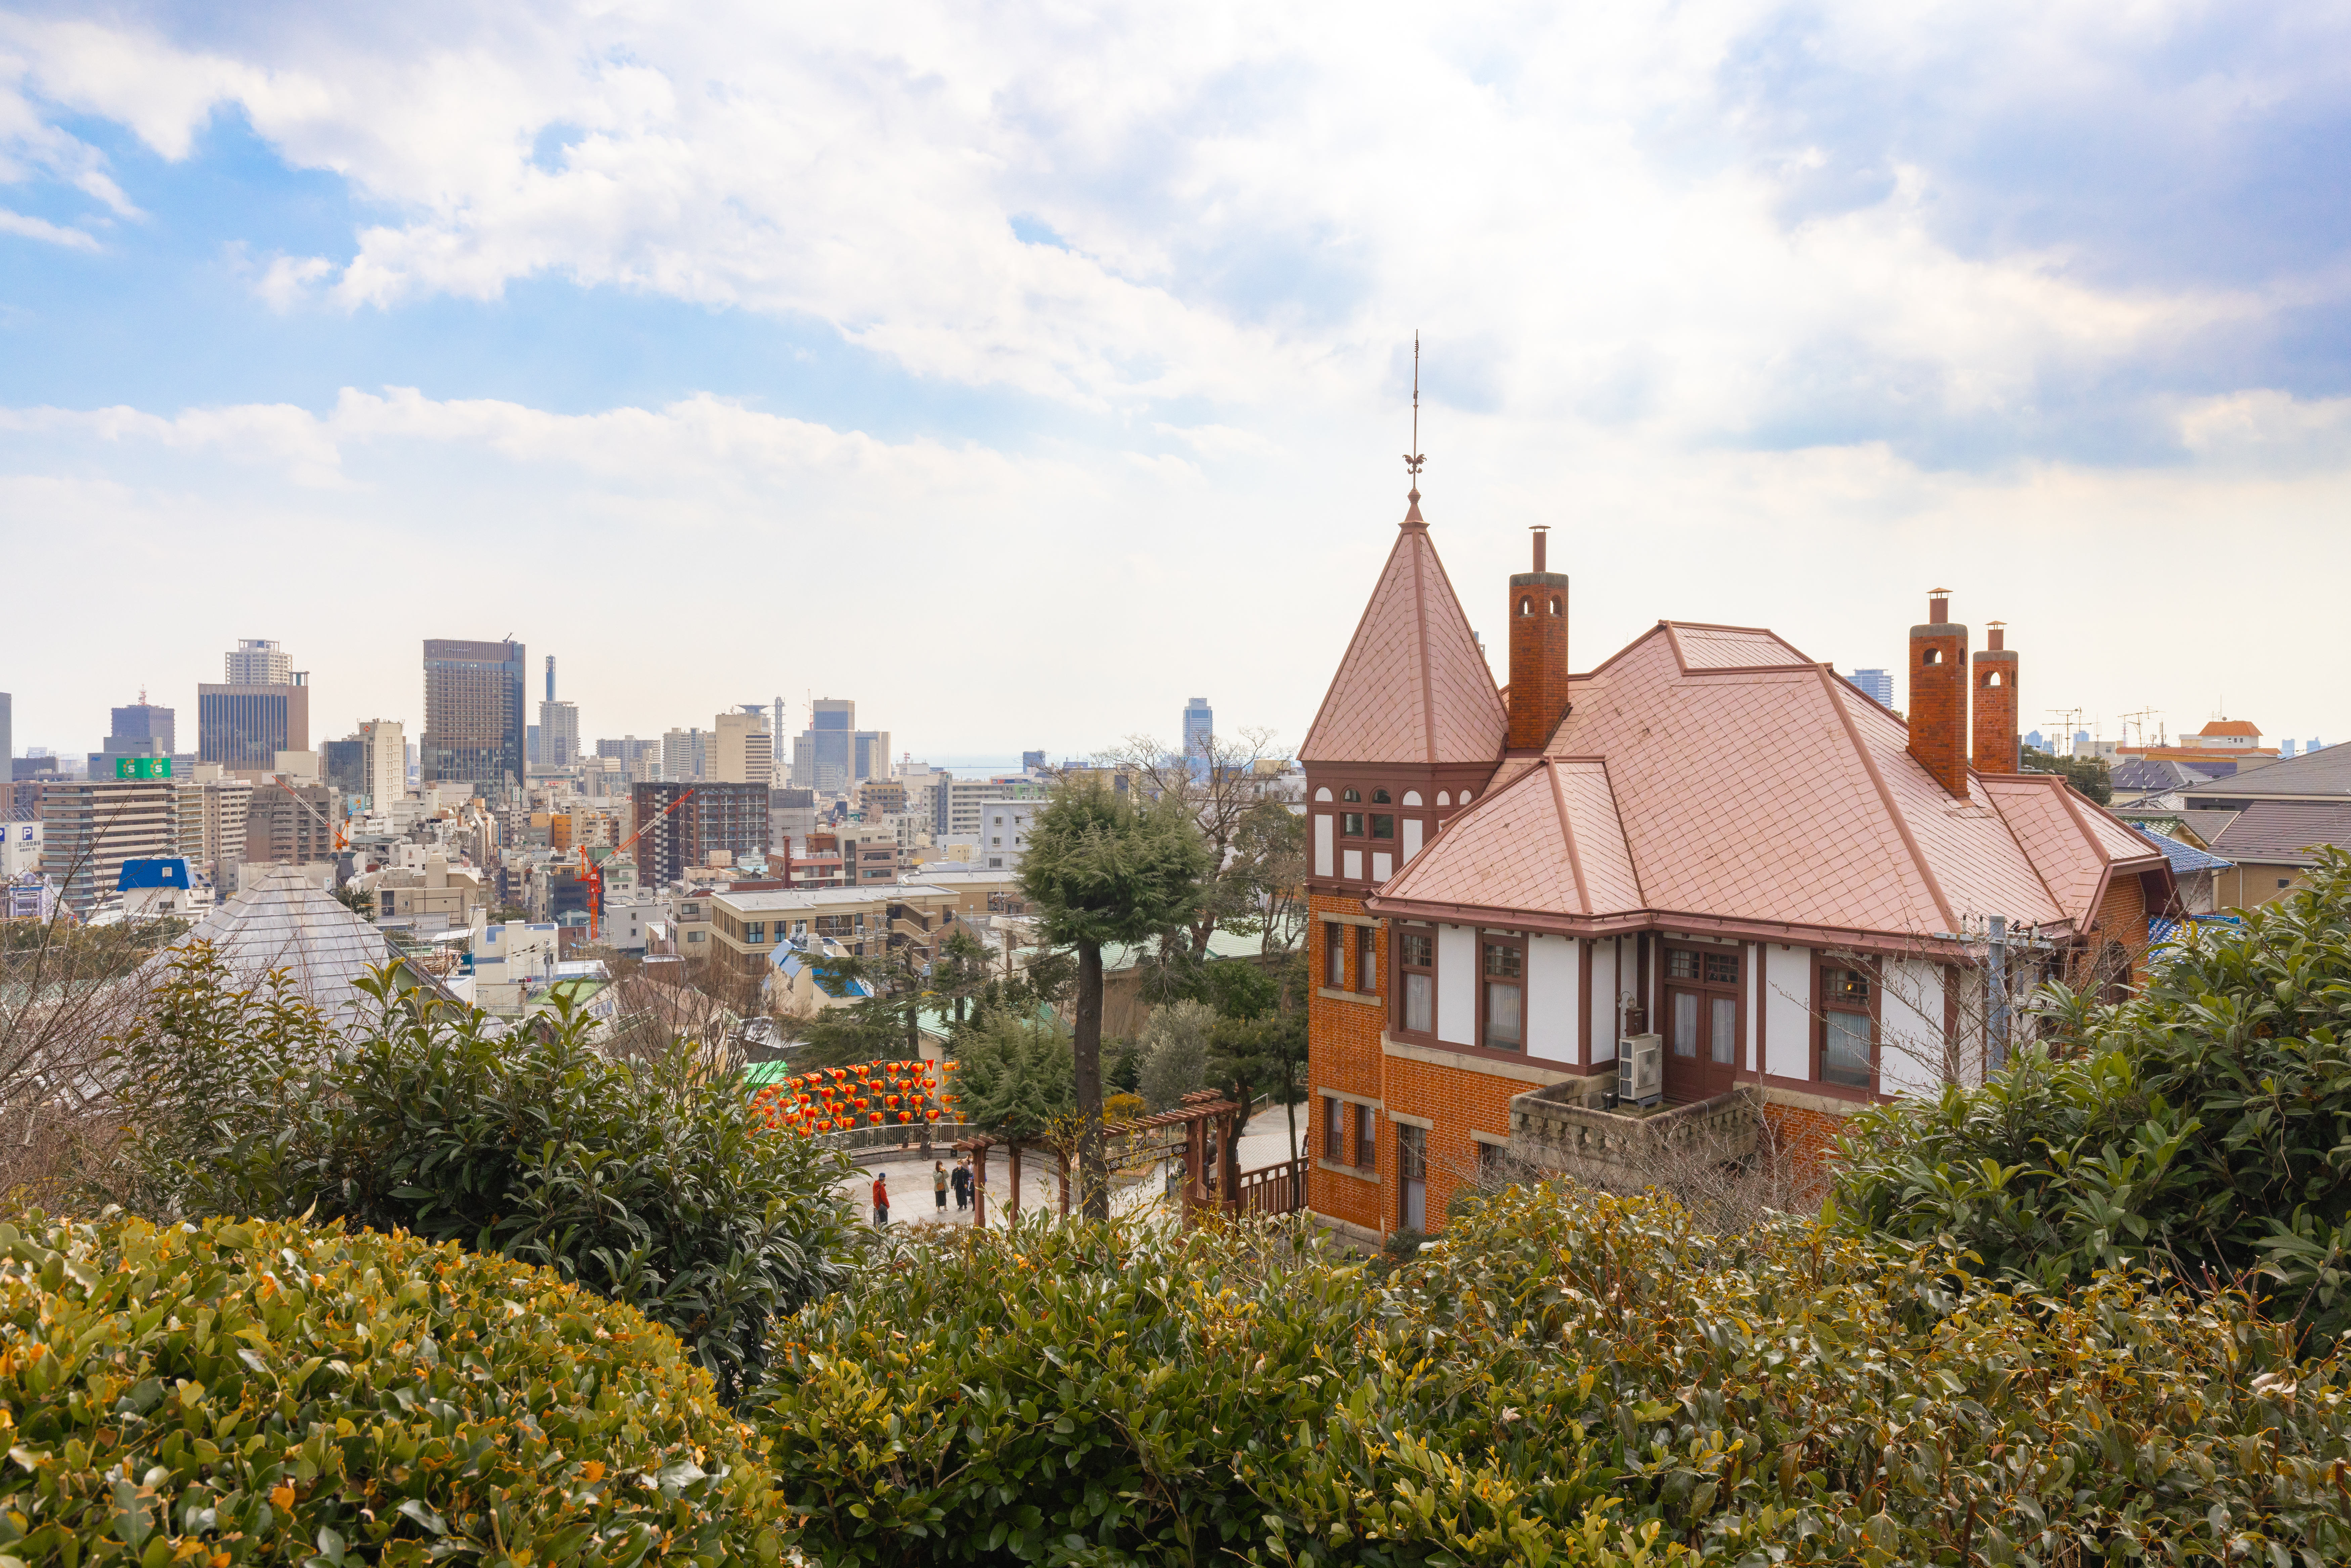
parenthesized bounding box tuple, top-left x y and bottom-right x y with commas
(1507, 527, 1570, 751)
(1971, 621, 2019, 774)
(1908, 588, 1969, 796)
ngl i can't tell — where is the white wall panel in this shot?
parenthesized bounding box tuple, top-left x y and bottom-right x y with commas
(1313, 815, 1332, 879)
(1765, 943, 1813, 1081)
(1436, 924, 1476, 1046)
(1589, 939, 1619, 1064)
(1526, 934, 1579, 1064)
(1402, 818, 1423, 860)
(1879, 959, 1947, 1098)
(1343, 848, 1363, 881)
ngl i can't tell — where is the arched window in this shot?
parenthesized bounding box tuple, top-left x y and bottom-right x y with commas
(1314, 787, 1332, 802)
(1549, 595, 1562, 617)
(1371, 789, 1390, 804)
(1984, 671, 2004, 687)
(1401, 791, 1423, 806)
(1922, 648, 1943, 665)
(1436, 791, 1451, 806)
(1518, 596, 1533, 617)
(1341, 788, 1361, 803)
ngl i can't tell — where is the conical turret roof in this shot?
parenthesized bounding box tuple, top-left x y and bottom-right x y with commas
(1301, 501, 1507, 766)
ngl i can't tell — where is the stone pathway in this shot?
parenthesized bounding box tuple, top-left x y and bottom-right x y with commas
(833, 1104, 1309, 1231)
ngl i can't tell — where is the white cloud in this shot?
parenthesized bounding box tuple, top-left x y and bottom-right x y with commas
(0, 205, 94, 247)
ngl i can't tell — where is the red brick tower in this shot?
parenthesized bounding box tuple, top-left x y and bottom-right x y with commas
(1908, 589, 1969, 797)
(1506, 527, 1570, 752)
(1971, 621, 2019, 774)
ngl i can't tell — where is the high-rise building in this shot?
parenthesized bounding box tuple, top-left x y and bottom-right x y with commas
(421, 639, 526, 790)
(538, 702, 579, 768)
(173, 766, 252, 889)
(323, 737, 367, 799)
(788, 699, 888, 794)
(360, 719, 408, 809)
(40, 777, 174, 914)
(244, 781, 340, 869)
(1848, 669, 1894, 710)
(198, 648, 310, 770)
(1183, 697, 1213, 768)
(662, 727, 708, 782)
(712, 710, 772, 785)
(629, 781, 768, 891)
(88, 696, 181, 778)
(0, 691, 10, 779)
(225, 639, 292, 685)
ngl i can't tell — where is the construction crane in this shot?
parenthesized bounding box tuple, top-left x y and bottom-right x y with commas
(584, 787, 696, 941)
(272, 776, 348, 855)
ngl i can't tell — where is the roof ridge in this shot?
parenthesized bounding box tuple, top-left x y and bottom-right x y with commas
(1815, 663, 1956, 933)
(1411, 528, 1435, 765)
(1544, 759, 1590, 914)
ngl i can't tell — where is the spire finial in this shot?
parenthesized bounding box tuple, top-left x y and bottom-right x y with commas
(1403, 332, 1424, 504)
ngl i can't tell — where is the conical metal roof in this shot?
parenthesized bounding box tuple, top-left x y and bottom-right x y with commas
(156, 868, 397, 1024)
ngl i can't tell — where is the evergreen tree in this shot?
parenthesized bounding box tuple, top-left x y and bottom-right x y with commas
(1019, 780, 1210, 1218)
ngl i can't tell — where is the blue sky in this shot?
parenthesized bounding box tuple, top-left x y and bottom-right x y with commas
(4, 0, 2349, 759)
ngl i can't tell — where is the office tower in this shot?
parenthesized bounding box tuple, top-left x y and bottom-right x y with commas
(662, 727, 708, 782)
(199, 640, 310, 769)
(1848, 669, 1894, 710)
(224, 639, 292, 685)
(630, 781, 768, 890)
(420, 639, 526, 790)
(546, 656, 557, 704)
(0, 692, 9, 778)
(172, 766, 251, 891)
(527, 725, 540, 766)
(40, 776, 174, 914)
(538, 702, 579, 768)
(1183, 697, 1213, 767)
(1021, 750, 1046, 773)
(713, 709, 772, 785)
(789, 699, 887, 794)
(89, 695, 184, 778)
(323, 736, 367, 798)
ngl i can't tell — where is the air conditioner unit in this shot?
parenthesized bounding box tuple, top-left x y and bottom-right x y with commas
(1618, 1033, 1664, 1108)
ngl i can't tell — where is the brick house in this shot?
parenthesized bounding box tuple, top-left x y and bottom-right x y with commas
(1301, 489, 2174, 1245)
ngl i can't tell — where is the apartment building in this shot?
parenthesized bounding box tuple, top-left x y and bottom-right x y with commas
(629, 781, 767, 891)
(172, 765, 252, 889)
(706, 883, 964, 984)
(41, 777, 174, 914)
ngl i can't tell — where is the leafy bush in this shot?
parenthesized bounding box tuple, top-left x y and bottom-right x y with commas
(0, 1210, 782, 1566)
(1831, 845, 2351, 1343)
(1135, 998, 1213, 1111)
(948, 1008, 1076, 1140)
(764, 1188, 2351, 1565)
(110, 952, 857, 1402)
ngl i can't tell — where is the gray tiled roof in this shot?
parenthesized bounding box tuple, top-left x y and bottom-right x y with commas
(2133, 825, 2231, 875)
(2182, 745, 2351, 802)
(2205, 801, 2351, 867)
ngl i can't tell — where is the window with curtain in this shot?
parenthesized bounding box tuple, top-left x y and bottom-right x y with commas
(1399, 930, 1434, 1034)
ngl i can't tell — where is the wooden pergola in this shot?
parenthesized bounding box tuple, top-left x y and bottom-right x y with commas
(952, 1090, 1296, 1227)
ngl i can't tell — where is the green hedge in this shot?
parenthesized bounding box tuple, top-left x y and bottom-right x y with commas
(1831, 845, 2351, 1344)
(764, 1188, 2351, 1565)
(0, 1211, 784, 1567)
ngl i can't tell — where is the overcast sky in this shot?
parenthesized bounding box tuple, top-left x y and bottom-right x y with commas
(4, 1, 2348, 762)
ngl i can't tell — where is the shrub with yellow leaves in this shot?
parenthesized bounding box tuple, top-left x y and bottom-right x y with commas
(0, 1211, 786, 1567)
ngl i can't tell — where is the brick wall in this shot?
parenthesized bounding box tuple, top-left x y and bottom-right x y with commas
(1381, 1054, 1524, 1233)
(1763, 1100, 1849, 1182)
(1971, 645, 2019, 773)
(1908, 604, 1969, 797)
(1506, 569, 1571, 751)
(1306, 889, 1387, 1234)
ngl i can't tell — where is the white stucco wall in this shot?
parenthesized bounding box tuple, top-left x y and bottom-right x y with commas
(1436, 924, 1476, 1046)
(1589, 936, 1620, 1064)
(1764, 942, 1814, 1081)
(1526, 933, 1579, 1064)
(1878, 958, 1947, 1097)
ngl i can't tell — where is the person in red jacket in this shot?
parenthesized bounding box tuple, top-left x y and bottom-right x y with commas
(871, 1170, 890, 1227)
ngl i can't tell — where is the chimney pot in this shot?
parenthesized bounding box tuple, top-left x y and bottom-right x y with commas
(1928, 588, 1951, 625)
(1531, 526, 1548, 574)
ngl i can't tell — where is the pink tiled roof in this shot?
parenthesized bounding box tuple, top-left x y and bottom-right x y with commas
(1373, 621, 2165, 942)
(1384, 757, 1640, 916)
(1301, 512, 1508, 765)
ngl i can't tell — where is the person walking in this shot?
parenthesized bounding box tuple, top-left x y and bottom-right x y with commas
(933, 1161, 949, 1214)
(871, 1170, 890, 1228)
(951, 1158, 972, 1213)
